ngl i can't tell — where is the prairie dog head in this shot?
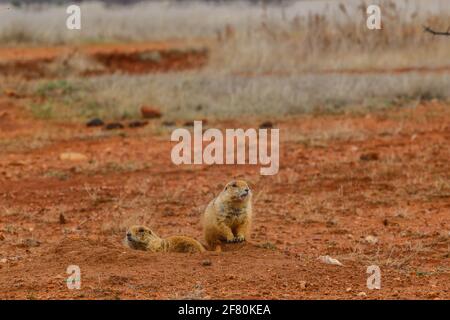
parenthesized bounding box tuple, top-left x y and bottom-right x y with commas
(125, 225, 162, 251)
(221, 180, 251, 203)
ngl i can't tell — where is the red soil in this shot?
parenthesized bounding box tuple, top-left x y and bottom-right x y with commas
(0, 41, 208, 78)
(0, 96, 449, 299)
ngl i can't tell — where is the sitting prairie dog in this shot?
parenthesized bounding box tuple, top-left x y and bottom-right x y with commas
(125, 225, 205, 253)
(203, 180, 252, 248)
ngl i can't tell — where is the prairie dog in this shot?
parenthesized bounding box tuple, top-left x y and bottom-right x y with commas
(203, 180, 252, 248)
(125, 225, 205, 253)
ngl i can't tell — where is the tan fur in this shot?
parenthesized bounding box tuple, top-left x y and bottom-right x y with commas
(203, 180, 252, 249)
(125, 225, 205, 253)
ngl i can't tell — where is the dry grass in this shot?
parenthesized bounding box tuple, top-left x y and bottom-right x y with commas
(210, 0, 450, 73)
(1, 1, 450, 71)
(3, 0, 450, 120)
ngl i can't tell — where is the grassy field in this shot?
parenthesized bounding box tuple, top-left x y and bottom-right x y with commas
(20, 72, 450, 121)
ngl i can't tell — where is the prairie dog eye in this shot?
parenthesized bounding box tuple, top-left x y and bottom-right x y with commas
(231, 183, 237, 188)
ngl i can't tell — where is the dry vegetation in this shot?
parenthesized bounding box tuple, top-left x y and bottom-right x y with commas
(1, 0, 450, 69)
(19, 72, 450, 121)
(1, 0, 450, 121)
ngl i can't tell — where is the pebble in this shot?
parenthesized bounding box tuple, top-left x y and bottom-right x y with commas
(86, 118, 104, 127)
(357, 292, 367, 297)
(59, 152, 88, 162)
(140, 106, 162, 119)
(365, 235, 378, 244)
(318, 255, 344, 266)
(201, 259, 212, 267)
(105, 122, 124, 130)
(360, 152, 379, 161)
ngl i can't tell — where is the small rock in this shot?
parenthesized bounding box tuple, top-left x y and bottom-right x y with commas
(201, 259, 212, 266)
(105, 122, 124, 130)
(365, 235, 378, 245)
(59, 152, 88, 162)
(140, 106, 162, 119)
(346, 287, 352, 292)
(128, 120, 148, 128)
(357, 292, 367, 297)
(318, 255, 344, 266)
(59, 213, 67, 224)
(299, 281, 307, 290)
(360, 152, 379, 161)
(259, 121, 274, 129)
(0, 258, 7, 263)
(162, 121, 176, 127)
(86, 118, 104, 127)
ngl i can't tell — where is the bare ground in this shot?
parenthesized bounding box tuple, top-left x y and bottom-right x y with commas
(0, 91, 449, 299)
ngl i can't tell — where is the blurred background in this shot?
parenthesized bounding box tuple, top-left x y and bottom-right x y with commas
(1, 0, 450, 120)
